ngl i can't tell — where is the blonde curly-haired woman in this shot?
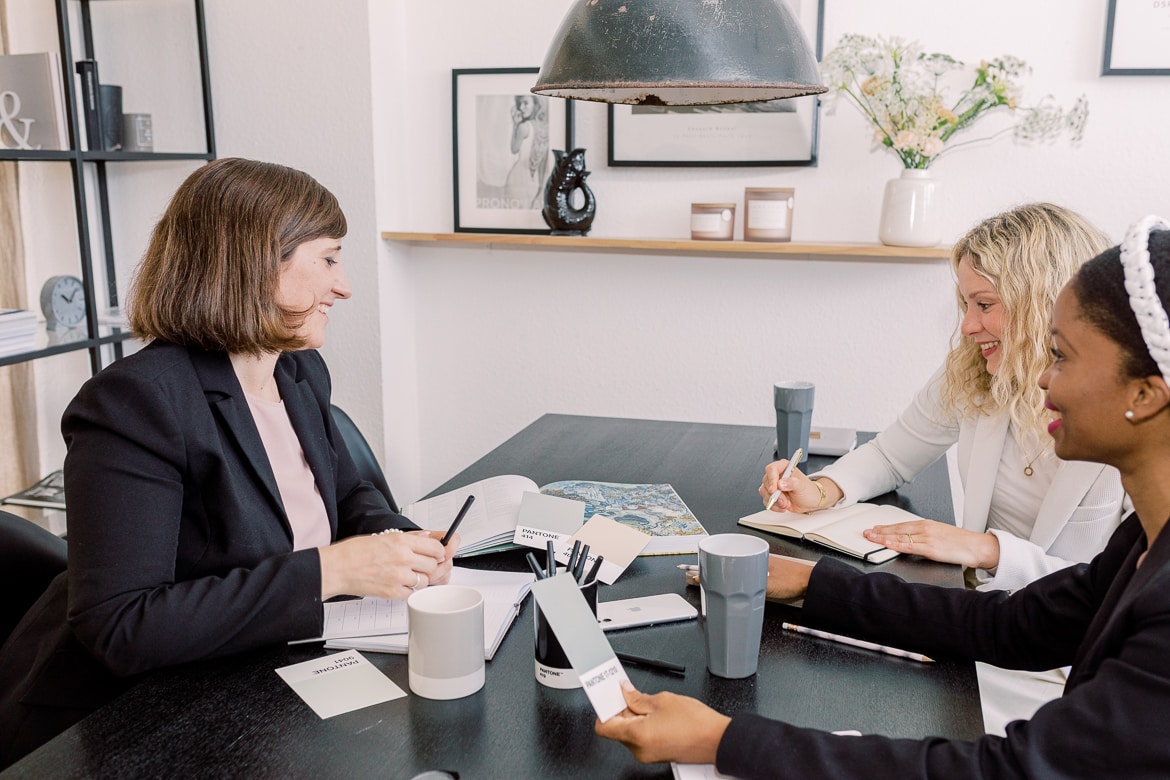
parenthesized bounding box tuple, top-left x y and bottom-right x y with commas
(759, 203, 1128, 734)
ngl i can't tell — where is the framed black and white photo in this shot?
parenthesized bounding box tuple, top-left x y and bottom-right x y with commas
(452, 68, 573, 233)
(1103, 0, 1170, 75)
(607, 0, 824, 167)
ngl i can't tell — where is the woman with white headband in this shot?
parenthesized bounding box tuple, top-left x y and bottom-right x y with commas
(761, 203, 1127, 733)
(598, 218, 1170, 778)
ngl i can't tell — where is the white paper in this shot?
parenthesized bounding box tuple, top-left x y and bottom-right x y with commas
(274, 650, 405, 718)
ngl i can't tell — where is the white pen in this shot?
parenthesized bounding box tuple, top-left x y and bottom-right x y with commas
(765, 447, 803, 510)
(782, 622, 934, 663)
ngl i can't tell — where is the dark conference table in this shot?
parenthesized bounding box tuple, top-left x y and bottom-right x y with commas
(9, 414, 982, 778)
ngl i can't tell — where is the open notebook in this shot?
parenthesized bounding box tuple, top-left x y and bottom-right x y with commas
(738, 503, 920, 563)
(320, 567, 535, 660)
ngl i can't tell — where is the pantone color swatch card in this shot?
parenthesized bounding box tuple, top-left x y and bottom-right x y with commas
(530, 573, 630, 722)
(556, 515, 651, 584)
(275, 650, 406, 718)
(513, 491, 585, 550)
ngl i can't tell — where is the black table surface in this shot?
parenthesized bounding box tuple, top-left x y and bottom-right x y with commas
(8, 414, 982, 779)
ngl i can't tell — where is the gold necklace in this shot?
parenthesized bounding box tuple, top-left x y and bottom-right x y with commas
(1023, 448, 1044, 477)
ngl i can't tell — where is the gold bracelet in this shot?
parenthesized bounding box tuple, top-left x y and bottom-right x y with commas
(813, 479, 827, 509)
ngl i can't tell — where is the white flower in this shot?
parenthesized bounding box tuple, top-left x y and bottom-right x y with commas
(820, 35, 1089, 169)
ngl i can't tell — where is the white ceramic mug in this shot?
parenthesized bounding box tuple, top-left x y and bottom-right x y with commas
(407, 585, 485, 700)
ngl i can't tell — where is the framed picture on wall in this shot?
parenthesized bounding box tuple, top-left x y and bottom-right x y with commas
(607, 0, 824, 167)
(1102, 0, 1170, 75)
(452, 67, 574, 233)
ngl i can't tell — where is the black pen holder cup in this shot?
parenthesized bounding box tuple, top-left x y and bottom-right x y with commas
(534, 573, 598, 689)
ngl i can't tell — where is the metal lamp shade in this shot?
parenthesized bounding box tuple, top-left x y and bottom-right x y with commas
(532, 0, 827, 106)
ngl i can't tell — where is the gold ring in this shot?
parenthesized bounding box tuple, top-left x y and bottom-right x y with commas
(907, 534, 914, 545)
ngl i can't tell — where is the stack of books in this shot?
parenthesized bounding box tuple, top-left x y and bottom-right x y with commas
(0, 309, 38, 357)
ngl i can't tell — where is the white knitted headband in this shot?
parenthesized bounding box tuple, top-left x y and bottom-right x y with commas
(1120, 214, 1170, 384)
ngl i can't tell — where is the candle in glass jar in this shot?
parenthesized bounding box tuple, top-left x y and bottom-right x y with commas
(744, 188, 795, 242)
(690, 203, 736, 241)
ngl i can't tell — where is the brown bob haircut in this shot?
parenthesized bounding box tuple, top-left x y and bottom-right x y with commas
(128, 157, 347, 354)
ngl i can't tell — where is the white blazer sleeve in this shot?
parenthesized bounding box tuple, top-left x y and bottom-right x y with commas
(816, 369, 960, 507)
(977, 470, 1130, 592)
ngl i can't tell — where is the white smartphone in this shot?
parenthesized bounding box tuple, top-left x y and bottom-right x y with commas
(596, 593, 698, 632)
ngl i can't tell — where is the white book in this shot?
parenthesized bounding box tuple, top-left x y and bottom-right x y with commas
(322, 567, 535, 661)
(0, 53, 69, 150)
(738, 503, 917, 563)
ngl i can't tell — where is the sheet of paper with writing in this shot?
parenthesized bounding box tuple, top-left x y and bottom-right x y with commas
(274, 650, 405, 718)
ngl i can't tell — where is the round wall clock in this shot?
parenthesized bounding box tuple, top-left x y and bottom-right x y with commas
(40, 275, 87, 330)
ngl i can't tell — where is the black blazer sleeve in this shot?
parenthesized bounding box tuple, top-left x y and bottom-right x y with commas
(716, 516, 1170, 778)
(61, 343, 410, 677)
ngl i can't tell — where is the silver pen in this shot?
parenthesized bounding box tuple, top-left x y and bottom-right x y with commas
(782, 622, 933, 663)
(765, 447, 803, 510)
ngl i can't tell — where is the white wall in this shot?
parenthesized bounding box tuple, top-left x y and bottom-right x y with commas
(370, 0, 1170, 501)
(203, 0, 386, 453)
(12, 0, 1170, 507)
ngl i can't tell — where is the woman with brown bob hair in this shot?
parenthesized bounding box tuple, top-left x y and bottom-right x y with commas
(0, 158, 457, 767)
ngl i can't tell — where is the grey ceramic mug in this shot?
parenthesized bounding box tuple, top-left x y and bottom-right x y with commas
(699, 534, 770, 678)
(774, 380, 815, 463)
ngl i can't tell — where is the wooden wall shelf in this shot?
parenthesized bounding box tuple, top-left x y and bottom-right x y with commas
(381, 231, 952, 261)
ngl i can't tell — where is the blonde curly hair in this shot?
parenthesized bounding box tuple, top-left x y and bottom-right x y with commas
(940, 203, 1110, 451)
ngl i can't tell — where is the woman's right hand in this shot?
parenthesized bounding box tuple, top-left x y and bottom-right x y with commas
(758, 460, 841, 514)
(318, 531, 451, 601)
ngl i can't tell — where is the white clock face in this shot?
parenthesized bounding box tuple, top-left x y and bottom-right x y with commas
(41, 275, 87, 330)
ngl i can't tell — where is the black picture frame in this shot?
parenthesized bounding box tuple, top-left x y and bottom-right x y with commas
(1102, 0, 1170, 76)
(607, 0, 824, 168)
(452, 67, 575, 234)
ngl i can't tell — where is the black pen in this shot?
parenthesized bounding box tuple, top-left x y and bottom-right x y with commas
(583, 554, 604, 585)
(615, 651, 686, 676)
(567, 539, 582, 576)
(525, 551, 546, 580)
(574, 543, 591, 582)
(440, 494, 475, 546)
(546, 539, 557, 578)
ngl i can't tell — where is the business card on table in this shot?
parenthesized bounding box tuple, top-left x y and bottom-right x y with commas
(514, 491, 585, 551)
(275, 650, 406, 718)
(556, 515, 651, 584)
(530, 573, 630, 722)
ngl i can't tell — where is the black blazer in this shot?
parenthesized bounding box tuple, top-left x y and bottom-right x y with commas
(716, 513, 1170, 779)
(0, 341, 413, 765)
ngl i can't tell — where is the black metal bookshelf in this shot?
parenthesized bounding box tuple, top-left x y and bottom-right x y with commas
(0, 0, 215, 372)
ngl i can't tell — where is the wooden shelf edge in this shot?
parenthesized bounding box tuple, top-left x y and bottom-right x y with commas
(381, 231, 952, 260)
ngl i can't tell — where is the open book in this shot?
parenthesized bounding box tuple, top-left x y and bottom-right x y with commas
(403, 476, 708, 556)
(320, 568, 534, 661)
(738, 503, 920, 563)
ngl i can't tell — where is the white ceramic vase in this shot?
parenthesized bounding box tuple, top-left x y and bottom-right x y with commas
(878, 168, 942, 247)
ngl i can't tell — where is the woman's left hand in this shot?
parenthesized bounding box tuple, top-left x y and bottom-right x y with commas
(862, 518, 1000, 569)
(594, 683, 731, 765)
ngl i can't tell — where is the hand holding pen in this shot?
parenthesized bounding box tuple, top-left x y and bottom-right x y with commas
(763, 448, 802, 511)
(760, 449, 836, 514)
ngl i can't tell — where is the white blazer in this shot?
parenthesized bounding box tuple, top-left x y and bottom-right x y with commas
(817, 368, 1127, 592)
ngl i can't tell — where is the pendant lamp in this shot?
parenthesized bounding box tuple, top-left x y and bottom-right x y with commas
(532, 0, 827, 106)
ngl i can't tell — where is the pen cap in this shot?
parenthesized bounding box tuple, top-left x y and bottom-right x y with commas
(408, 586, 485, 700)
(534, 569, 598, 689)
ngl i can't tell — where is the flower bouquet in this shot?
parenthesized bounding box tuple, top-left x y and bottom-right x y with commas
(820, 34, 1088, 169)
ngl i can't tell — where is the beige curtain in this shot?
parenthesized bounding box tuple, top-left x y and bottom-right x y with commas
(0, 0, 42, 497)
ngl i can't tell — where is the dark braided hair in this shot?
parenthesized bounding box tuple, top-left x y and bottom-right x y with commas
(1071, 230, 1170, 381)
